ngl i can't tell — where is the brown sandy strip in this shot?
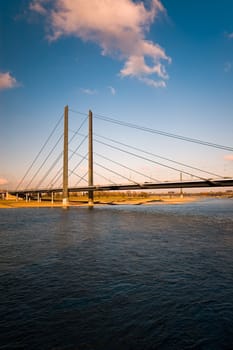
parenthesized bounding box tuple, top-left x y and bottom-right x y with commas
(0, 197, 200, 209)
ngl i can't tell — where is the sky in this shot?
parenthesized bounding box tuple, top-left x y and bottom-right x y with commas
(1, 0, 233, 190)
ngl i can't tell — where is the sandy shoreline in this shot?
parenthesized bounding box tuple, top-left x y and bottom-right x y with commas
(0, 197, 200, 209)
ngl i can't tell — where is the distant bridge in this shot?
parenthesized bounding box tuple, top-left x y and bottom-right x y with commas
(7, 105, 233, 206)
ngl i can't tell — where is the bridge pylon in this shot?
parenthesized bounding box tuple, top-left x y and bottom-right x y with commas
(63, 105, 69, 207)
(88, 109, 94, 207)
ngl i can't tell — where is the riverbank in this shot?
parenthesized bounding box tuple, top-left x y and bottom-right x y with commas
(0, 196, 202, 208)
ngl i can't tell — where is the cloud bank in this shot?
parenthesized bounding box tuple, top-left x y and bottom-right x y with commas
(30, 0, 170, 87)
(224, 154, 233, 161)
(80, 88, 97, 95)
(0, 177, 8, 186)
(0, 72, 18, 90)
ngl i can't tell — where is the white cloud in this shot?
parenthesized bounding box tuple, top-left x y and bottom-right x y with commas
(0, 72, 18, 90)
(139, 77, 166, 88)
(224, 154, 233, 161)
(30, 0, 170, 87)
(224, 62, 232, 73)
(108, 86, 116, 95)
(227, 32, 233, 39)
(29, 1, 47, 15)
(80, 88, 97, 95)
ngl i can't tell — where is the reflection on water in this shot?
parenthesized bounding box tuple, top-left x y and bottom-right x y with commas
(0, 199, 233, 349)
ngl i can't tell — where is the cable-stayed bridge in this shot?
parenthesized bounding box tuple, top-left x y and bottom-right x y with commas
(9, 106, 233, 206)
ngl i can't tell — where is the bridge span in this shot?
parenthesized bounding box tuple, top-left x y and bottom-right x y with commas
(10, 178, 233, 197)
(9, 105, 233, 206)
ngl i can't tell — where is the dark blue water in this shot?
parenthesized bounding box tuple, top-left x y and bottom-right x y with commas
(0, 199, 233, 349)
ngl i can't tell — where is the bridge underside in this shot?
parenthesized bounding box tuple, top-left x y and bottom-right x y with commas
(10, 179, 233, 196)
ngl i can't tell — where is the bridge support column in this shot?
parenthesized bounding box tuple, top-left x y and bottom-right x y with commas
(37, 193, 41, 203)
(51, 192, 54, 204)
(88, 110, 94, 208)
(63, 105, 69, 207)
(180, 172, 183, 198)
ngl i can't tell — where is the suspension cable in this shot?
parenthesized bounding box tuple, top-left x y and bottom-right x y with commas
(36, 152, 63, 189)
(25, 134, 63, 189)
(70, 150, 140, 185)
(16, 113, 63, 190)
(74, 171, 88, 187)
(57, 152, 88, 188)
(69, 152, 88, 178)
(48, 133, 88, 189)
(94, 160, 140, 185)
(93, 171, 119, 186)
(93, 113, 233, 152)
(94, 133, 222, 179)
(94, 138, 210, 181)
(94, 151, 160, 182)
(69, 169, 88, 182)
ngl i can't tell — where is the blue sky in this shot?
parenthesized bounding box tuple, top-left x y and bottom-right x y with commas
(1, 0, 233, 189)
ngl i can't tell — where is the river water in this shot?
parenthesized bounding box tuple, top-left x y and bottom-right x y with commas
(0, 199, 233, 349)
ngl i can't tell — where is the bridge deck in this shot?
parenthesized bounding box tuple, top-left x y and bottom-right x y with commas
(10, 179, 233, 195)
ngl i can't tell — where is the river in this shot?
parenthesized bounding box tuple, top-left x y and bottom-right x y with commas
(0, 199, 233, 349)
